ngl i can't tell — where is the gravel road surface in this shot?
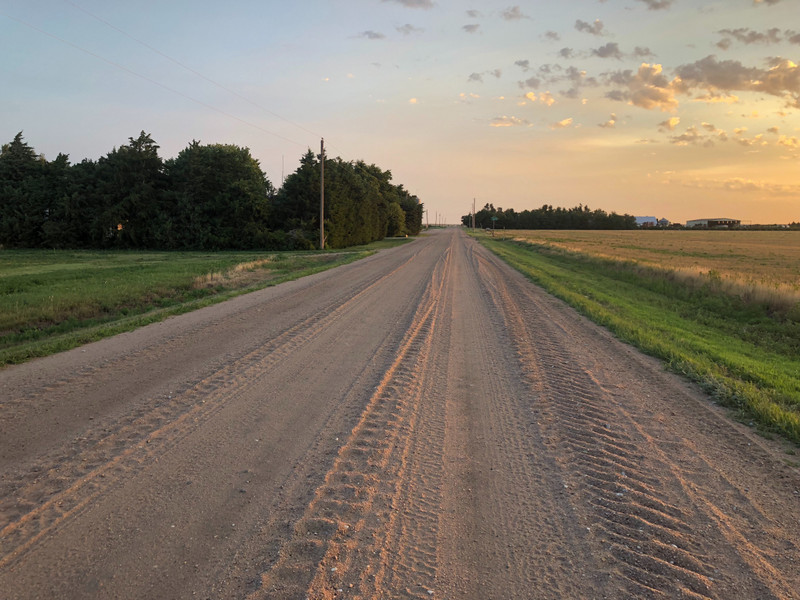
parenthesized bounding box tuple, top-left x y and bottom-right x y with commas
(1, 228, 799, 599)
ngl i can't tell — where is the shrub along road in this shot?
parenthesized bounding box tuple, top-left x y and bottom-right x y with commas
(1, 229, 798, 599)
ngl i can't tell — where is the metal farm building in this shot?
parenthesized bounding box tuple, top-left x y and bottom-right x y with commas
(686, 218, 741, 228)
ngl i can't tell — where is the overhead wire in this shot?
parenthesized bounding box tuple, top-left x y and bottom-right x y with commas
(62, 0, 324, 141)
(3, 6, 422, 206)
(0, 11, 310, 149)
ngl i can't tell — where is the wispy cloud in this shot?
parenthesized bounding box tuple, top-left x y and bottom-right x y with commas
(717, 27, 782, 47)
(463, 23, 480, 34)
(396, 24, 424, 35)
(382, 0, 434, 8)
(598, 113, 617, 128)
(515, 59, 530, 71)
(637, 0, 674, 9)
(669, 176, 800, 196)
(358, 30, 386, 40)
(550, 117, 574, 129)
(502, 6, 530, 20)
(490, 115, 530, 127)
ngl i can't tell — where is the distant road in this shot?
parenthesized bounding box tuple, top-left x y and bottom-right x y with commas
(2, 228, 799, 599)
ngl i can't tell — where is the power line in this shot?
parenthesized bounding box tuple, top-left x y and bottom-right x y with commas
(62, 0, 324, 140)
(1, 11, 310, 148)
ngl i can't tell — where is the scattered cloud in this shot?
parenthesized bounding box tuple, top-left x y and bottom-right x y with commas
(463, 24, 480, 34)
(515, 59, 530, 71)
(382, 0, 434, 8)
(605, 63, 681, 111)
(634, 47, 656, 58)
(575, 19, 605, 36)
(502, 6, 529, 20)
(396, 24, 424, 35)
(466, 9, 481, 18)
(518, 76, 541, 89)
(778, 135, 800, 148)
(409, 97, 419, 104)
(598, 113, 617, 128)
(692, 91, 740, 104)
(471, 69, 503, 84)
(540, 91, 555, 106)
(717, 28, 782, 47)
(592, 42, 623, 60)
(550, 117, 574, 129)
(358, 30, 386, 40)
(753, 0, 781, 5)
(544, 31, 560, 41)
(670, 126, 708, 146)
(675, 56, 800, 108)
(658, 116, 680, 131)
(559, 47, 575, 59)
(669, 176, 800, 197)
(636, 0, 674, 9)
(458, 92, 480, 102)
(490, 115, 530, 127)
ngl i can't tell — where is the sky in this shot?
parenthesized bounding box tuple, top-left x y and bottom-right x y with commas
(2, 0, 799, 225)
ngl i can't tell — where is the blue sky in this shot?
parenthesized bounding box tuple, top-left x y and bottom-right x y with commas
(3, 0, 799, 224)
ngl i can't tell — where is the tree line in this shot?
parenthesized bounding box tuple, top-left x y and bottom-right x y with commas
(462, 203, 637, 230)
(0, 131, 423, 250)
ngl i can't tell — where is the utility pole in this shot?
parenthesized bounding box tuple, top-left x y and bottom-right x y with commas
(320, 138, 325, 250)
(472, 198, 476, 230)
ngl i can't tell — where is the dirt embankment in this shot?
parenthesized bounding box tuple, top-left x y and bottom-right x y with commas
(1, 229, 798, 599)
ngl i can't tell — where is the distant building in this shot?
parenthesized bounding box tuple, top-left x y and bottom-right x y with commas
(686, 218, 741, 229)
(635, 216, 658, 228)
(658, 218, 670, 227)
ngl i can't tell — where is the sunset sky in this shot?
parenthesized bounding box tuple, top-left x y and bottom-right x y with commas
(3, 0, 799, 224)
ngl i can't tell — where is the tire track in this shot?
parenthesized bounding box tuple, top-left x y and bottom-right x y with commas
(251, 246, 452, 599)
(471, 246, 717, 599)
(470, 241, 798, 599)
(0, 246, 426, 570)
(432, 242, 606, 598)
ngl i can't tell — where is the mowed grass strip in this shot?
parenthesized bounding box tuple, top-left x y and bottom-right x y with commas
(0, 244, 400, 366)
(479, 235, 800, 445)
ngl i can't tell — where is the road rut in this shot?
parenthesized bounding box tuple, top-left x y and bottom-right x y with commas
(1, 228, 799, 599)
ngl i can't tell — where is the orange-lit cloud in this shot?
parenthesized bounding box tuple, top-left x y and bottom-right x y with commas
(490, 115, 530, 127)
(550, 117, 574, 129)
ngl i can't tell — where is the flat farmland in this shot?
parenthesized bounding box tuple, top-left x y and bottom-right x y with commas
(503, 229, 800, 292)
(0, 248, 384, 366)
(477, 230, 800, 445)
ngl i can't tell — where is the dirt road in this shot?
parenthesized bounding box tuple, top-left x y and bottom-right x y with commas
(1, 228, 799, 599)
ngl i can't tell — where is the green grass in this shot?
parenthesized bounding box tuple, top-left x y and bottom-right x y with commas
(0, 239, 412, 366)
(477, 235, 800, 445)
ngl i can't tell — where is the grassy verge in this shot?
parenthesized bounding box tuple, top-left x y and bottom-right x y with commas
(0, 239, 411, 367)
(477, 235, 800, 445)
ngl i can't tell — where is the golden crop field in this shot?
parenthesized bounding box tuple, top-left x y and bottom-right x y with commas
(504, 230, 800, 291)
